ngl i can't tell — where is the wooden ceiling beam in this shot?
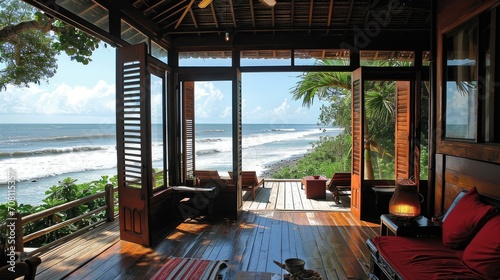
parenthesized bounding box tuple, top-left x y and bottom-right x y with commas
(210, 2, 219, 29)
(153, 0, 187, 22)
(230, 0, 236, 28)
(171, 32, 429, 51)
(346, 0, 354, 25)
(175, 0, 196, 29)
(250, 0, 256, 29)
(327, 0, 334, 29)
(188, 8, 199, 30)
(309, 0, 314, 27)
(144, 0, 168, 14)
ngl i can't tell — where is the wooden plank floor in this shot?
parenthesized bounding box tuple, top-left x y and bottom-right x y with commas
(34, 181, 376, 280)
(242, 180, 351, 211)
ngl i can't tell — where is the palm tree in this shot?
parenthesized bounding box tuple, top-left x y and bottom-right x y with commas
(292, 60, 351, 108)
(291, 60, 395, 179)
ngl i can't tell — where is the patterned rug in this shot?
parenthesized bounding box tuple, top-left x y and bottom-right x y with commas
(150, 257, 227, 280)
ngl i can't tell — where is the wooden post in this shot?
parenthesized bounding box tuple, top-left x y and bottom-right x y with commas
(105, 184, 115, 222)
(14, 212, 23, 252)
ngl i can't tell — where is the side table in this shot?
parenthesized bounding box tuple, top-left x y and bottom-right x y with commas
(380, 214, 441, 237)
(301, 176, 328, 199)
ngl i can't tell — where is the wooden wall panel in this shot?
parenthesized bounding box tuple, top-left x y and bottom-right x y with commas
(434, 0, 500, 215)
(435, 0, 500, 164)
(438, 155, 500, 213)
(434, 154, 444, 215)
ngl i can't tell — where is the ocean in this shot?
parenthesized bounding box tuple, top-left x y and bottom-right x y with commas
(0, 123, 342, 205)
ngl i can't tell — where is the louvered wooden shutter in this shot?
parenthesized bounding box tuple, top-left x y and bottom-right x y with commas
(351, 68, 364, 219)
(395, 81, 411, 180)
(183, 82, 195, 178)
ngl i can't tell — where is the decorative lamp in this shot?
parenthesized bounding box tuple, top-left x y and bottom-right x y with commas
(389, 178, 421, 218)
(225, 31, 230, 42)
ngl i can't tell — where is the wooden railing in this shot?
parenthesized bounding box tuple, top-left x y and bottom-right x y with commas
(14, 184, 117, 256)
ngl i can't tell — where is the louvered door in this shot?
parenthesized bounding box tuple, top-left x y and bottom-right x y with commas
(116, 43, 152, 246)
(351, 68, 364, 219)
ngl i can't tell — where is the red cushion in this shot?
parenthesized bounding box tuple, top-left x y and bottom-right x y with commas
(442, 187, 497, 249)
(462, 214, 500, 279)
(372, 236, 488, 279)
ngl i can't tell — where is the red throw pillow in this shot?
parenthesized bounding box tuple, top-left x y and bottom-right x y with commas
(442, 187, 497, 249)
(462, 214, 500, 279)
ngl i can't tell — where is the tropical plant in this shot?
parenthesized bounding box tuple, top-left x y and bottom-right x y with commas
(291, 60, 396, 179)
(272, 133, 352, 179)
(0, 0, 100, 90)
(0, 175, 117, 248)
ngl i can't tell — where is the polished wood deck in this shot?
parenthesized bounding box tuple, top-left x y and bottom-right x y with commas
(243, 179, 351, 211)
(34, 181, 376, 280)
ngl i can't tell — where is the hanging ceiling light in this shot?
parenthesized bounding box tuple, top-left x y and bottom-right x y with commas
(225, 31, 230, 42)
(198, 0, 213, 9)
(259, 0, 277, 7)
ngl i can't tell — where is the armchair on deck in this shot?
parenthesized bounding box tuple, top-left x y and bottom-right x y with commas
(228, 171, 265, 201)
(328, 172, 351, 204)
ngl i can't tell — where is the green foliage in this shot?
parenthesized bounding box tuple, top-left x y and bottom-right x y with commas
(272, 133, 352, 179)
(289, 60, 430, 180)
(51, 20, 100, 65)
(0, 0, 100, 90)
(0, 175, 117, 248)
(0, 28, 59, 89)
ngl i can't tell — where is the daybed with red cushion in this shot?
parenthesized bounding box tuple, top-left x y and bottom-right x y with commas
(366, 187, 500, 280)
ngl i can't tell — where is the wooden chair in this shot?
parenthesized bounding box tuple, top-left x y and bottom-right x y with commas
(193, 170, 221, 186)
(328, 172, 351, 203)
(194, 170, 221, 180)
(228, 171, 264, 200)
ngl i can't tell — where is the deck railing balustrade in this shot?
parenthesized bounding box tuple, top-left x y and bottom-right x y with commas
(13, 184, 117, 256)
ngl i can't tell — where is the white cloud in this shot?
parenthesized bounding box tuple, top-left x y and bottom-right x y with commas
(195, 82, 228, 122)
(446, 87, 470, 124)
(248, 106, 262, 115)
(0, 80, 115, 122)
(219, 106, 232, 118)
(270, 99, 290, 115)
(0, 78, 323, 124)
(248, 98, 318, 124)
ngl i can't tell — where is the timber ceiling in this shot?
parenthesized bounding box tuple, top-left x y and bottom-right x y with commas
(125, 0, 431, 49)
(27, 0, 432, 55)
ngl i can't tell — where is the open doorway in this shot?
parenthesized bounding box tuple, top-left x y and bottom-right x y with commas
(190, 76, 337, 175)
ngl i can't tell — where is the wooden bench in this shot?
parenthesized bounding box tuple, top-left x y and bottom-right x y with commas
(328, 172, 351, 203)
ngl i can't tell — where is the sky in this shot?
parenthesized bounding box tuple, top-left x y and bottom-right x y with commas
(0, 45, 328, 125)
